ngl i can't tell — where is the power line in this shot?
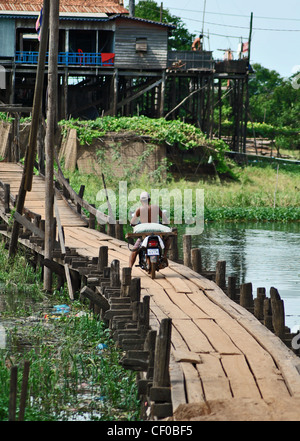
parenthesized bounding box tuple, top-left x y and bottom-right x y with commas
(168, 7, 300, 22)
(200, 31, 247, 40)
(136, 3, 300, 32)
(180, 16, 300, 32)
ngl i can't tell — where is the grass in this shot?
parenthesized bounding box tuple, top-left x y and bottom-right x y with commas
(0, 240, 140, 421)
(62, 161, 300, 223)
(0, 244, 43, 301)
(197, 162, 300, 221)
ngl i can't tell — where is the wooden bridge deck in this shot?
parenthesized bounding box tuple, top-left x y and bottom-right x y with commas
(1, 161, 300, 421)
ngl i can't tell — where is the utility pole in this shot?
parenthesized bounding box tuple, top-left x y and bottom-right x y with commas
(243, 12, 253, 153)
(247, 12, 253, 67)
(44, 0, 59, 292)
(202, 0, 207, 35)
(160, 3, 163, 22)
(129, 0, 135, 17)
(9, 0, 49, 258)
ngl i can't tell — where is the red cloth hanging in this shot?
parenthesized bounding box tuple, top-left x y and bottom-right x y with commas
(101, 53, 115, 65)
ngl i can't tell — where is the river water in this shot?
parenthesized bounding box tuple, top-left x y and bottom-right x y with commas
(1, 222, 300, 334)
(179, 222, 300, 332)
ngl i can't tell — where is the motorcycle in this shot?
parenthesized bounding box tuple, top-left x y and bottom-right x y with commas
(126, 227, 176, 279)
(138, 233, 166, 279)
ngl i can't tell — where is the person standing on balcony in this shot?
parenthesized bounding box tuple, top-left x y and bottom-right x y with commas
(192, 34, 203, 51)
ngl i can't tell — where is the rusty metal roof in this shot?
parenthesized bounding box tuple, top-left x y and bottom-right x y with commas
(0, 1, 128, 15)
(110, 14, 176, 29)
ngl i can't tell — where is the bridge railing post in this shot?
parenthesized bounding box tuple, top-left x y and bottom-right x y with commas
(216, 260, 226, 289)
(183, 234, 191, 268)
(191, 248, 202, 273)
(4, 183, 10, 213)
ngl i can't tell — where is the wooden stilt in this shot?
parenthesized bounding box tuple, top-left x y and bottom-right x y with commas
(44, 0, 59, 292)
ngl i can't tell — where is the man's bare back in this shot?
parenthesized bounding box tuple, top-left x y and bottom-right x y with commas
(132, 204, 161, 224)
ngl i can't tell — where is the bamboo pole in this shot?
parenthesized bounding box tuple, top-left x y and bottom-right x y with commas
(18, 361, 30, 421)
(44, 0, 59, 291)
(54, 197, 74, 300)
(9, 0, 49, 258)
(8, 366, 18, 421)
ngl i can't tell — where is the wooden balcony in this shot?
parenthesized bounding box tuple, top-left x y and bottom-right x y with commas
(15, 51, 115, 67)
(167, 51, 214, 72)
(215, 59, 249, 74)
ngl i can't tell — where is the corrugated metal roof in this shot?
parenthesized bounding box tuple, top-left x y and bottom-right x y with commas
(0, 9, 176, 29)
(0, 14, 110, 21)
(0, 1, 128, 15)
(109, 14, 176, 29)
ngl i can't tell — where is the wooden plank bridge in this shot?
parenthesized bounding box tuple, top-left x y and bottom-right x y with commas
(1, 161, 300, 421)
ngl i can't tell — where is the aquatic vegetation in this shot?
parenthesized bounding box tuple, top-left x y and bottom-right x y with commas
(0, 310, 140, 421)
(0, 240, 140, 421)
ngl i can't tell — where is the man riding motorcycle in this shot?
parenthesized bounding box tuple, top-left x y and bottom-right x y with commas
(129, 191, 170, 268)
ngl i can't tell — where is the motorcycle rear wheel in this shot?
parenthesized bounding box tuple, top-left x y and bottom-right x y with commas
(150, 262, 156, 279)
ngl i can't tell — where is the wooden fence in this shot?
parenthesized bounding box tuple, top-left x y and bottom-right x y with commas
(79, 247, 173, 419)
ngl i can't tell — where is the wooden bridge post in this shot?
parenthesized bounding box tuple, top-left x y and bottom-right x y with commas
(33, 214, 42, 233)
(191, 248, 202, 273)
(110, 259, 121, 288)
(24, 212, 31, 235)
(98, 246, 108, 273)
(115, 221, 124, 241)
(270, 287, 285, 340)
(151, 317, 172, 418)
(107, 222, 115, 238)
(44, 0, 59, 292)
(121, 267, 132, 297)
(139, 295, 150, 337)
(216, 260, 226, 289)
(183, 234, 191, 268)
(129, 277, 141, 303)
(227, 276, 237, 301)
(145, 329, 157, 380)
(89, 204, 96, 229)
(76, 185, 85, 214)
(263, 298, 273, 331)
(254, 287, 266, 321)
(168, 227, 178, 262)
(8, 0, 50, 259)
(4, 183, 10, 213)
(240, 282, 253, 309)
(153, 319, 172, 386)
(63, 178, 70, 199)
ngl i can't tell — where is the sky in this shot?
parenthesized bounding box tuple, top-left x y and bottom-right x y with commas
(156, 0, 300, 78)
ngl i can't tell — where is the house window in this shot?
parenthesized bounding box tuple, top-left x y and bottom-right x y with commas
(136, 37, 147, 52)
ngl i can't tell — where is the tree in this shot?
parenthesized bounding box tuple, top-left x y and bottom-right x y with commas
(249, 63, 283, 96)
(133, 0, 195, 51)
(249, 63, 300, 128)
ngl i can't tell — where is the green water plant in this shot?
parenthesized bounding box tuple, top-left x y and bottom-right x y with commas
(0, 311, 140, 421)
